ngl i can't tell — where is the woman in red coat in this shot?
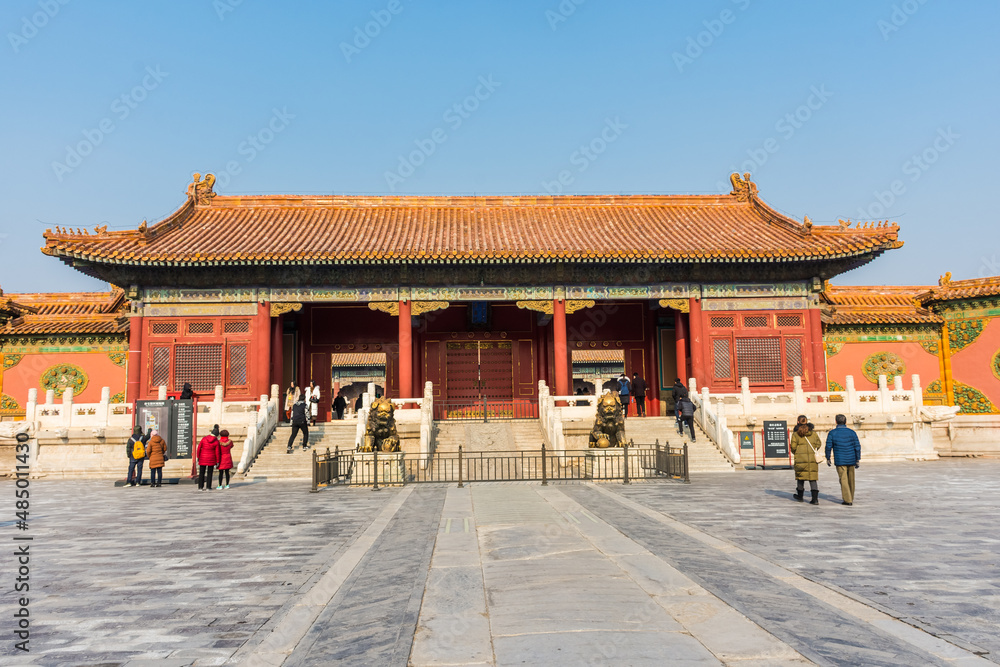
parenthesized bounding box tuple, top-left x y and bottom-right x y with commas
(196, 425, 221, 491)
(217, 429, 234, 490)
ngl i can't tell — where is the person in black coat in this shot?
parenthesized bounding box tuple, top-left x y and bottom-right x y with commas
(631, 373, 648, 417)
(179, 382, 194, 400)
(671, 379, 688, 434)
(333, 392, 347, 420)
(287, 390, 309, 453)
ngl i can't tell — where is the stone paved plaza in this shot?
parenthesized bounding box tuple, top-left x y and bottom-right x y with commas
(1, 460, 998, 666)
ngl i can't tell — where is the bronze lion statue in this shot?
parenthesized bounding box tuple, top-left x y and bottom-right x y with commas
(360, 396, 401, 452)
(589, 392, 626, 448)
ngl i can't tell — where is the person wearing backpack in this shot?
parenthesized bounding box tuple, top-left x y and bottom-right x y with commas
(217, 430, 234, 489)
(617, 373, 632, 419)
(196, 425, 221, 491)
(678, 396, 697, 442)
(126, 426, 150, 488)
(146, 430, 168, 488)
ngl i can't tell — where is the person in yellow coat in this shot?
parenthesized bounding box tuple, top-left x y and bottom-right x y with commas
(790, 416, 822, 505)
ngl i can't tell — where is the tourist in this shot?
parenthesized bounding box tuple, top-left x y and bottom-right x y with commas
(217, 429, 234, 489)
(179, 382, 194, 400)
(145, 429, 168, 488)
(333, 391, 347, 420)
(196, 425, 221, 490)
(125, 426, 149, 488)
(677, 395, 697, 442)
(632, 373, 647, 417)
(287, 390, 309, 453)
(354, 394, 364, 415)
(284, 383, 295, 422)
(306, 381, 320, 426)
(617, 373, 631, 419)
(825, 414, 861, 506)
(790, 417, 821, 504)
(672, 379, 688, 435)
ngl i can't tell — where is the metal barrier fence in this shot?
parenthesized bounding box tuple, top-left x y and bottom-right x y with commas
(312, 441, 689, 490)
(433, 398, 539, 422)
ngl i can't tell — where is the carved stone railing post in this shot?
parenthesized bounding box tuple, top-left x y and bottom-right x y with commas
(212, 386, 224, 425)
(62, 387, 74, 428)
(99, 387, 111, 427)
(740, 377, 752, 419)
(911, 374, 923, 416)
(846, 375, 859, 414)
(25, 389, 38, 425)
(793, 376, 805, 414)
(878, 375, 891, 413)
(158, 385, 167, 400)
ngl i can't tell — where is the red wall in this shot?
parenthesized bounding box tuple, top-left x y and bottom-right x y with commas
(951, 317, 1000, 409)
(825, 341, 940, 392)
(4, 351, 126, 407)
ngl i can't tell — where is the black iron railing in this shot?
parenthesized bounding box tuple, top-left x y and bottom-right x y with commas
(312, 440, 688, 489)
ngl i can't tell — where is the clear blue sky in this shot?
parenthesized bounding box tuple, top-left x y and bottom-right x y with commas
(1, 0, 997, 293)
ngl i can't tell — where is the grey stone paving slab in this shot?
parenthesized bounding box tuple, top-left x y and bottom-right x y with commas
(610, 460, 1000, 662)
(563, 481, 980, 666)
(282, 487, 446, 666)
(0, 479, 392, 666)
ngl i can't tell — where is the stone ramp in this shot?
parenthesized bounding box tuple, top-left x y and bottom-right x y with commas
(432, 420, 546, 454)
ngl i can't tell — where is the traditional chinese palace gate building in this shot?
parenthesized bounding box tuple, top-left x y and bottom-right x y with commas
(37, 173, 908, 419)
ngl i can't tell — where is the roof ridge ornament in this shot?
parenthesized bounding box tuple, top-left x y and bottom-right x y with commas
(729, 172, 758, 202)
(187, 172, 217, 205)
(940, 271, 952, 286)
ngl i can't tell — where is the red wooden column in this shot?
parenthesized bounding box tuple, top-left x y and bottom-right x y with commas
(688, 298, 705, 389)
(254, 303, 271, 398)
(808, 307, 827, 391)
(675, 309, 688, 385)
(553, 299, 569, 397)
(270, 311, 283, 394)
(126, 314, 144, 404)
(398, 300, 413, 399)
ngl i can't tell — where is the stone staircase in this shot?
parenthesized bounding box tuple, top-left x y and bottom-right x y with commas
(623, 416, 735, 473)
(244, 422, 358, 480)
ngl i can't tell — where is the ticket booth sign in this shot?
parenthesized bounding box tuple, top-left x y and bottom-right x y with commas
(762, 420, 791, 469)
(135, 399, 195, 459)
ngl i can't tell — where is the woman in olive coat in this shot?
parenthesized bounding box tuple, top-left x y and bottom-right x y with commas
(790, 419, 822, 504)
(146, 430, 168, 487)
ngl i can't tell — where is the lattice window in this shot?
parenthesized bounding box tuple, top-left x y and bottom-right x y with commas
(710, 316, 735, 328)
(223, 320, 250, 334)
(149, 321, 178, 335)
(174, 344, 223, 391)
(743, 315, 769, 328)
(735, 338, 783, 383)
(150, 347, 171, 388)
(785, 338, 803, 378)
(187, 321, 214, 335)
(712, 339, 732, 379)
(228, 344, 248, 387)
(777, 314, 802, 328)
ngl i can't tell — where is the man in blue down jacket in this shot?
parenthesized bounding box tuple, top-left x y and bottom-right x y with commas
(825, 414, 861, 506)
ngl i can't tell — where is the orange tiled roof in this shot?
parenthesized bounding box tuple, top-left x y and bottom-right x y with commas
(41, 174, 903, 267)
(330, 353, 386, 367)
(919, 273, 1000, 305)
(822, 285, 941, 325)
(0, 289, 128, 337)
(572, 350, 625, 363)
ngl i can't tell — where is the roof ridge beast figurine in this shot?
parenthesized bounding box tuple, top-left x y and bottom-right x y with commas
(589, 391, 626, 448)
(360, 395, 401, 452)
